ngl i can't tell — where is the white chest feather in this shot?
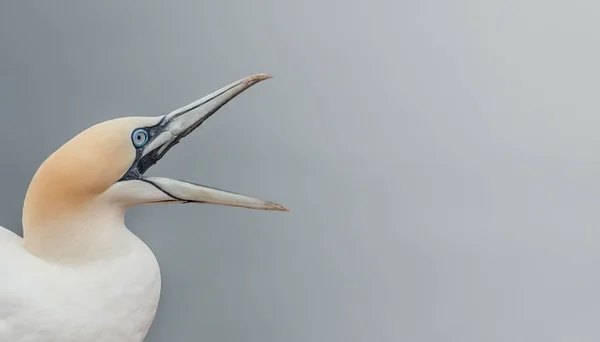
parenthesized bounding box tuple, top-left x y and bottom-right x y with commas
(0, 228, 162, 342)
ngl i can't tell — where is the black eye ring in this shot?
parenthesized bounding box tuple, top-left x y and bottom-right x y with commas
(132, 128, 149, 147)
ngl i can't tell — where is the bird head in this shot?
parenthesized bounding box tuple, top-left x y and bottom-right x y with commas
(22, 74, 287, 259)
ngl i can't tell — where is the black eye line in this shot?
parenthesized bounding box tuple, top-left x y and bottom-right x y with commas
(131, 117, 168, 151)
(118, 119, 170, 182)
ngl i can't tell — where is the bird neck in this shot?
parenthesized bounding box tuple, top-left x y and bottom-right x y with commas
(22, 200, 131, 263)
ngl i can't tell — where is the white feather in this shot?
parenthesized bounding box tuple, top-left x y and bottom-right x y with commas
(0, 224, 161, 342)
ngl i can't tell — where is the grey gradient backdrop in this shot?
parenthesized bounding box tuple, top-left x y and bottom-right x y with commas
(1, 1, 599, 341)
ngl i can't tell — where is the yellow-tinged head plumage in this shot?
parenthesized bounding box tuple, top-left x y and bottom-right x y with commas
(23, 117, 158, 232)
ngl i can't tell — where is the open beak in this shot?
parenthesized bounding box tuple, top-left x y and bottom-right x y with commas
(116, 74, 289, 212)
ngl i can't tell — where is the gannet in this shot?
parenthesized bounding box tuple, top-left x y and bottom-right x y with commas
(0, 74, 288, 341)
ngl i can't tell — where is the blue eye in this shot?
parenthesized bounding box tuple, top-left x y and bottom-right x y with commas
(132, 128, 149, 147)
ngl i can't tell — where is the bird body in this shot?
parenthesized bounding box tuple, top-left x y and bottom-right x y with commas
(0, 74, 287, 341)
(0, 226, 160, 341)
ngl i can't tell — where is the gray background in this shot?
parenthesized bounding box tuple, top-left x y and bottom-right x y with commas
(1, 1, 599, 341)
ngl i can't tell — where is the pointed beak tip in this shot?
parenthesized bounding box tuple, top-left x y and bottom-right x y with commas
(245, 73, 273, 85)
(270, 203, 290, 212)
(258, 73, 273, 79)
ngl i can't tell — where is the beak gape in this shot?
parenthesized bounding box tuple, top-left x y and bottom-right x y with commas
(117, 74, 289, 212)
